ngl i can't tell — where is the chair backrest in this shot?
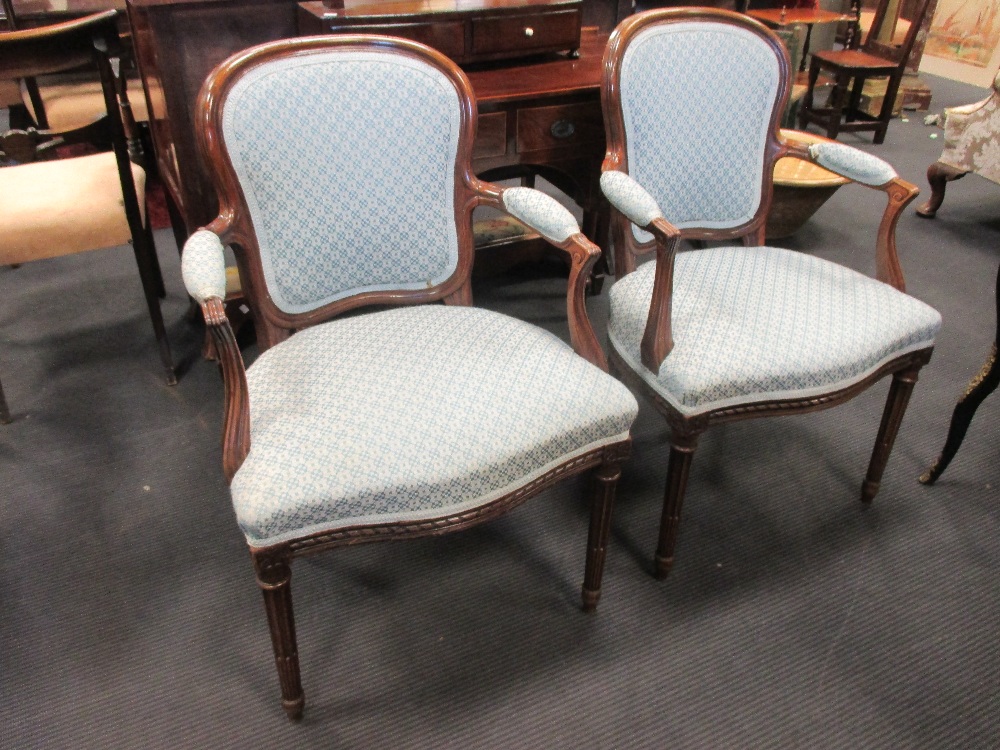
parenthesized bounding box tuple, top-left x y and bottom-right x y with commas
(862, 0, 933, 65)
(195, 36, 481, 343)
(602, 8, 790, 260)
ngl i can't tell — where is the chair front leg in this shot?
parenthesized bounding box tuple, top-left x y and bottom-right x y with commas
(582, 444, 630, 612)
(252, 549, 305, 721)
(862, 365, 922, 502)
(655, 430, 701, 579)
(916, 162, 968, 218)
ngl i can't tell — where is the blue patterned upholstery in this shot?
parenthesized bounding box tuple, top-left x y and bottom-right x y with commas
(181, 230, 228, 303)
(501, 187, 580, 243)
(220, 51, 461, 314)
(809, 142, 897, 186)
(618, 22, 781, 241)
(232, 306, 638, 546)
(608, 247, 942, 416)
(600, 171, 663, 228)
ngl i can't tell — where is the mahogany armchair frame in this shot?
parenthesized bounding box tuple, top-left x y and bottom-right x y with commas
(192, 35, 631, 720)
(601, 8, 933, 578)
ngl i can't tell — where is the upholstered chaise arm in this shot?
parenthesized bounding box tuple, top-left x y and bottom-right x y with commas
(782, 137, 919, 292)
(600, 170, 682, 374)
(181, 229, 250, 482)
(491, 185, 609, 370)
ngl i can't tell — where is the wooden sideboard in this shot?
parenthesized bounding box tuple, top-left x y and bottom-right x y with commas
(127, 0, 624, 237)
(298, 0, 585, 64)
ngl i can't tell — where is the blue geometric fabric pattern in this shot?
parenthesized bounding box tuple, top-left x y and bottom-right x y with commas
(809, 142, 898, 186)
(600, 171, 663, 228)
(220, 51, 461, 314)
(618, 22, 781, 239)
(501, 187, 580, 243)
(231, 305, 638, 546)
(608, 246, 942, 416)
(181, 229, 227, 303)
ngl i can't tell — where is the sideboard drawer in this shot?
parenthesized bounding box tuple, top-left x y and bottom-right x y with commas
(471, 10, 582, 57)
(516, 101, 603, 154)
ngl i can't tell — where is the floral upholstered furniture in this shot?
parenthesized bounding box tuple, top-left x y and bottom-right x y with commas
(916, 69, 1000, 218)
(181, 35, 637, 720)
(599, 8, 941, 578)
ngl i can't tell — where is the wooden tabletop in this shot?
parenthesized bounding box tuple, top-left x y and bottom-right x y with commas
(747, 7, 853, 26)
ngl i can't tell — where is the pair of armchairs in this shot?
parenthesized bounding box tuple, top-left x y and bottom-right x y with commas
(181, 9, 941, 719)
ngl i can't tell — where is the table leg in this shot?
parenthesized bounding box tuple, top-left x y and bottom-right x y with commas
(800, 22, 815, 73)
(920, 263, 1000, 484)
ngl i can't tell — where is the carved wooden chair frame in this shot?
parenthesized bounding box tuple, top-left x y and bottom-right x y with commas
(189, 35, 632, 720)
(600, 8, 934, 578)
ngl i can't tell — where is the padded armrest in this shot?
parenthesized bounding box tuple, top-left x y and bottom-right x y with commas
(501, 187, 580, 243)
(182, 229, 228, 303)
(600, 170, 663, 227)
(807, 142, 898, 187)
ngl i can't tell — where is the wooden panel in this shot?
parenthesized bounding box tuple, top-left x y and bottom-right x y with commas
(473, 111, 507, 159)
(471, 9, 580, 56)
(323, 20, 465, 59)
(515, 101, 602, 154)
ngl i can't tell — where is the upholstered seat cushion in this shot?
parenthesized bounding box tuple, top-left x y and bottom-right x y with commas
(0, 152, 145, 265)
(24, 78, 152, 132)
(232, 305, 638, 547)
(608, 246, 942, 416)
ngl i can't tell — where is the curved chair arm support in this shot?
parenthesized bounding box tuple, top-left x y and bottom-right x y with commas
(783, 137, 917, 291)
(496, 186, 607, 370)
(181, 228, 251, 482)
(597, 170, 680, 374)
(640, 217, 683, 374)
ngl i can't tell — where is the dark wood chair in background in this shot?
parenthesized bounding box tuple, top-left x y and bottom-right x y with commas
(0, 11, 174, 422)
(598, 8, 941, 577)
(920, 263, 999, 484)
(797, 0, 932, 144)
(181, 34, 637, 719)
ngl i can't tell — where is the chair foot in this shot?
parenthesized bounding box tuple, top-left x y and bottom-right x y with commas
(862, 366, 921, 504)
(860, 478, 880, 503)
(916, 162, 968, 218)
(652, 553, 673, 580)
(581, 586, 600, 613)
(654, 434, 699, 578)
(253, 550, 305, 720)
(580, 451, 627, 612)
(283, 695, 305, 721)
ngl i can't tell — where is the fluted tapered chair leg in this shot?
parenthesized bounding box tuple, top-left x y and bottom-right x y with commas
(862, 367, 920, 503)
(654, 433, 700, 579)
(582, 454, 627, 612)
(253, 551, 305, 721)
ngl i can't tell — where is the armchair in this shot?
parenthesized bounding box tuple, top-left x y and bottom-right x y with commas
(182, 35, 637, 719)
(600, 8, 941, 578)
(916, 69, 1000, 218)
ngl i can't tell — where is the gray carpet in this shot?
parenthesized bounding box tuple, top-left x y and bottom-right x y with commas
(2, 73, 998, 749)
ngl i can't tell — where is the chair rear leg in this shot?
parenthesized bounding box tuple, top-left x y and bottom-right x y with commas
(131, 227, 176, 385)
(862, 366, 921, 502)
(654, 432, 700, 579)
(252, 550, 305, 721)
(0, 375, 10, 424)
(581, 449, 628, 612)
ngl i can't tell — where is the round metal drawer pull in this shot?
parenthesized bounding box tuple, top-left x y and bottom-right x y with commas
(550, 120, 575, 139)
(524, 27, 534, 37)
